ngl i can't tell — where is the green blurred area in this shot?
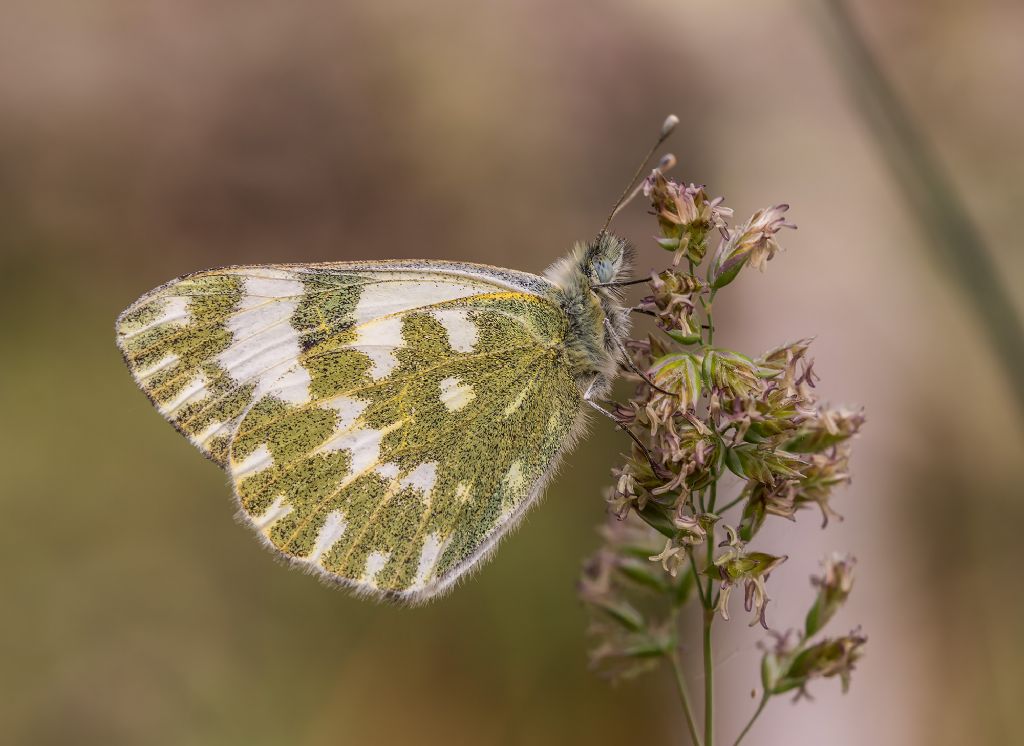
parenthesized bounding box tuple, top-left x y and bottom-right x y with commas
(2, 1, 1022, 744)
(1, 261, 669, 744)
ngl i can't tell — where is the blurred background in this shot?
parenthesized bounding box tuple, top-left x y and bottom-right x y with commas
(2, 1, 1022, 744)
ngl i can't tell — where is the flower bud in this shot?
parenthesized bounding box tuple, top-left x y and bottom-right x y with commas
(785, 407, 865, 453)
(788, 451, 851, 527)
(725, 442, 806, 484)
(804, 554, 856, 637)
(673, 508, 708, 544)
(651, 352, 703, 410)
(649, 538, 688, 577)
(708, 204, 795, 289)
(765, 630, 867, 697)
(711, 543, 787, 628)
(739, 481, 799, 541)
(641, 269, 704, 345)
(606, 467, 646, 518)
(702, 349, 765, 400)
(643, 172, 732, 264)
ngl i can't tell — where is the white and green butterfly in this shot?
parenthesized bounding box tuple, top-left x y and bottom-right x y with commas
(114, 113, 687, 602)
(116, 237, 644, 602)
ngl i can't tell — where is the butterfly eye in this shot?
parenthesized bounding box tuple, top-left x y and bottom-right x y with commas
(592, 260, 616, 284)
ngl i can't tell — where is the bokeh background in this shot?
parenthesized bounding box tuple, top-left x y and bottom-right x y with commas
(2, 1, 1022, 744)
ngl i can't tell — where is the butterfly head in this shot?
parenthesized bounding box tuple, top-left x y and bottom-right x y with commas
(544, 233, 633, 291)
(584, 233, 633, 286)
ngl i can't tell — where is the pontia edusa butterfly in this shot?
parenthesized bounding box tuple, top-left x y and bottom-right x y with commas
(116, 117, 678, 602)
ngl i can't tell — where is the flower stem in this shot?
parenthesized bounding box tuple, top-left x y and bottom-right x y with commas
(702, 609, 715, 746)
(715, 492, 745, 513)
(688, 547, 709, 609)
(701, 289, 717, 346)
(701, 485, 718, 745)
(704, 509, 716, 610)
(667, 649, 704, 746)
(732, 692, 770, 746)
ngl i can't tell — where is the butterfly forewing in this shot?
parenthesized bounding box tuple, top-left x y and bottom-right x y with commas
(117, 262, 584, 601)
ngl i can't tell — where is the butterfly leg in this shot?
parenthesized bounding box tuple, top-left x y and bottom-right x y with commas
(603, 317, 676, 397)
(583, 376, 664, 475)
(627, 306, 657, 318)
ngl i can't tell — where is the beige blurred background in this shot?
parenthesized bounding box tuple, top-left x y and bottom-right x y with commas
(2, 1, 1022, 744)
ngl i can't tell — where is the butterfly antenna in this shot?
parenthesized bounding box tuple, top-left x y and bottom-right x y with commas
(599, 114, 680, 235)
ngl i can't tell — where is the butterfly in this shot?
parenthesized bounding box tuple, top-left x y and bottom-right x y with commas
(115, 238, 649, 600)
(116, 119, 678, 602)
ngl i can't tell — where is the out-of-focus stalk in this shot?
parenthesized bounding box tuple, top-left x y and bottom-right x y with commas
(815, 0, 1024, 422)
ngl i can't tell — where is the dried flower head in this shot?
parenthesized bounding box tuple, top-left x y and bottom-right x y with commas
(578, 133, 863, 743)
(805, 553, 856, 637)
(711, 526, 788, 628)
(709, 204, 796, 288)
(650, 352, 703, 411)
(644, 169, 733, 265)
(641, 271, 703, 345)
(607, 466, 644, 518)
(762, 628, 867, 699)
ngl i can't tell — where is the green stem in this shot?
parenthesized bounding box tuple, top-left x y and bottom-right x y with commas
(704, 504, 716, 605)
(688, 547, 709, 609)
(667, 649, 704, 746)
(732, 693, 770, 746)
(699, 288, 717, 346)
(701, 507, 717, 745)
(702, 609, 715, 746)
(716, 492, 745, 514)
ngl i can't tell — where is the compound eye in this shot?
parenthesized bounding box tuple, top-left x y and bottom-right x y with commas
(591, 260, 613, 284)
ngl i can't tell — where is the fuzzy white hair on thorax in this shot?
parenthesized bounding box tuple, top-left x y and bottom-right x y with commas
(544, 233, 634, 389)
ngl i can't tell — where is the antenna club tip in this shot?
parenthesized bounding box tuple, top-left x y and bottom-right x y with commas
(661, 114, 680, 136)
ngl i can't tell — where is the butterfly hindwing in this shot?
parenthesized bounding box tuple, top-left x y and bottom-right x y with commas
(117, 262, 585, 600)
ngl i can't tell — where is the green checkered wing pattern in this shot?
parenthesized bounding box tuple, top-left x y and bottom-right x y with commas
(116, 262, 584, 601)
